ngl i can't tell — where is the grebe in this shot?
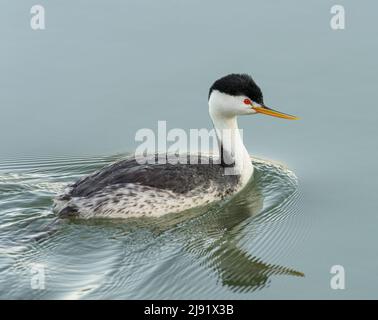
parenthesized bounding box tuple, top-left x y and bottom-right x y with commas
(53, 74, 298, 219)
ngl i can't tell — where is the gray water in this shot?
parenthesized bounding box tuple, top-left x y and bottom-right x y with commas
(0, 155, 305, 298)
(1, 1, 378, 299)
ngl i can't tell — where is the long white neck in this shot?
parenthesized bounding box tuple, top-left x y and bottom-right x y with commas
(210, 114, 254, 186)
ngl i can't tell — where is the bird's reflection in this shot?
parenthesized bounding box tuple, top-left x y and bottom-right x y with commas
(179, 171, 304, 292)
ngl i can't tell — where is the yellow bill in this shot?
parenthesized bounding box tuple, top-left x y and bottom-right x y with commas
(252, 105, 299, 120)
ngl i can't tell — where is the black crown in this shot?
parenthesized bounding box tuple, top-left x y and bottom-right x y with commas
(209, 74, 264, 105)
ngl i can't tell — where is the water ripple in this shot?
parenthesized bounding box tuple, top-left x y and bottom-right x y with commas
(0, 154, 306, 299)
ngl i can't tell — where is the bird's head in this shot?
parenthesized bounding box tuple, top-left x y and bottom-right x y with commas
(208, 74, 298, 120)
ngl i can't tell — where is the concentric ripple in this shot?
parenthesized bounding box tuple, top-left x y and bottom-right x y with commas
(0, 154, 307, 299)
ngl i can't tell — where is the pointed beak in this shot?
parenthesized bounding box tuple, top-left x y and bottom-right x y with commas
(252, 104, 299, 120)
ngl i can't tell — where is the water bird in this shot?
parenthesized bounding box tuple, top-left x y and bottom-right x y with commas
(53, 74, 298, 218)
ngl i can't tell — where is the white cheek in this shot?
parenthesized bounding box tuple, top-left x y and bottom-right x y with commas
(209, 91, 259, 116)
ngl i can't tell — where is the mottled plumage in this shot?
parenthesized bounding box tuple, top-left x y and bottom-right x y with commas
(53, 154, 242, 218)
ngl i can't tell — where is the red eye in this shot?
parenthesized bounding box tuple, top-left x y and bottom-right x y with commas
(244, 99, 251, 105)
